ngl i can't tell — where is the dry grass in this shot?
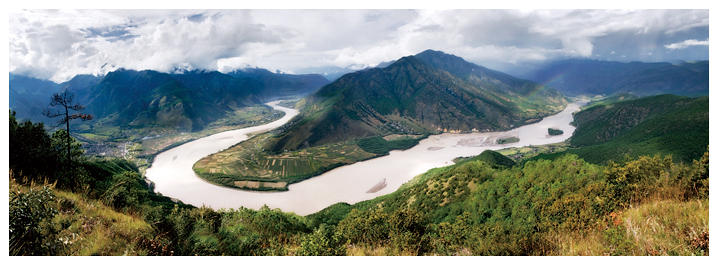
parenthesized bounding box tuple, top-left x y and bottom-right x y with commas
(50, 189, 154, 255)
(623, 199, 709, 256)
(10, 172, 154, 256)
(549, 199, 709, 256)
(345, 244, 419, 256)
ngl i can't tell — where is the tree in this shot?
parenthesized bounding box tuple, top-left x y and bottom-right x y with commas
(42, 90, 93, 166)
(9, 111, 61, 180)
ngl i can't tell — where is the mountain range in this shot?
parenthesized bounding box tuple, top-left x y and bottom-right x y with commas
(520, 59, 708, 97)
(9, 69, 329, 131)
(264, 50, 568, 152)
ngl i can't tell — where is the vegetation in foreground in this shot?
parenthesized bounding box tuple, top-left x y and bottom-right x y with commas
(10, 109, 709, 256)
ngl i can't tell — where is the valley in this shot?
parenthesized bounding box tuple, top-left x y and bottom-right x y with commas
(8, 9, 710, 256)
(145, 100, 586, 215)
(78, 105, 285, 172)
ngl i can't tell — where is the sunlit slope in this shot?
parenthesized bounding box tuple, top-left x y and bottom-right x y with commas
(266, 50, 567, 152)
(534, 94, 709, 164)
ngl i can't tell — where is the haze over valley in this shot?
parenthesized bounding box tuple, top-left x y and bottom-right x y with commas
(8, 9, 711, 257)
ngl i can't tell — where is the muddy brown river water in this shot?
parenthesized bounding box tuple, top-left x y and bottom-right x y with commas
(145, 100, 587, 215)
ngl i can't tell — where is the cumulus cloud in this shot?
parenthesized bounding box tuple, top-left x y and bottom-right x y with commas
(8, 9, 710, 82)
(664, 39, 709, 50)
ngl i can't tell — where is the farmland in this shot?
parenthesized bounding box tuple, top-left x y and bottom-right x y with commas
(75, 105, 284, 172)
(194, 133, 425, 191)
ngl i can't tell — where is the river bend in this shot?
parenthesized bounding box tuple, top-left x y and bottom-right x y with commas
(145, 100, 587, 215)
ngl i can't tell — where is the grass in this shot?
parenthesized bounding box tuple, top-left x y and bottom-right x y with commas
(622, 199, 709, 256)
(548, 199, 709, 256)
(10, 174, 154, 256)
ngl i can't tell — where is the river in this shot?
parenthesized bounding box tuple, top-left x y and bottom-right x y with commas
(145, 100, 587, 216)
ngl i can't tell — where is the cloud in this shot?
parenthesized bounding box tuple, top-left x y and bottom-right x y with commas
(8, 9, 711, 83)
(664, 39, 709, 50)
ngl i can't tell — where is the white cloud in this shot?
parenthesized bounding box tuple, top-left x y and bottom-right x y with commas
(8, 9, 711, 82)
(664, 39, 709, 50)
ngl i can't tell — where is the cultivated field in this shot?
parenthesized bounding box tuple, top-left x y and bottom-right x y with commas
(193, 132, 380, 191)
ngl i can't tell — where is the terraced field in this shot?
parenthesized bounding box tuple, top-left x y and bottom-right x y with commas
(193, 132, 380, 191)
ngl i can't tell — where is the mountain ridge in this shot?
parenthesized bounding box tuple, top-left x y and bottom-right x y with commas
(520, 59, 708, 97)
(10, 68, 330, 131)
(265, 50, 568, 152)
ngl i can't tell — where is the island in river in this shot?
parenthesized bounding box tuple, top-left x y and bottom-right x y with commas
(145, 100, 587, 216)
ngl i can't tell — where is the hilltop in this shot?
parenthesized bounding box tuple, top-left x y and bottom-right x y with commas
(265, 50, 568, 152)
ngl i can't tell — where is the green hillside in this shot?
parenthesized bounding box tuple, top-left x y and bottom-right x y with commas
(307, 150, 709, 255)
(10, 108, 710, 256)
(265, 50, 567, 152)
(530, 94, 708, 164)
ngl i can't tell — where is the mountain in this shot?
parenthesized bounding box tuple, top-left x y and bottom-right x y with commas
(8, 74, 63, 123)
(532, 94, 708, 164)
(227, 68, 329, 98)
(520, 59, 708, 97)
(10, 67, 329, 131)
(75, 69, 216, 130)
(295, 65, 371, 82)
(265, 50, 568, 152)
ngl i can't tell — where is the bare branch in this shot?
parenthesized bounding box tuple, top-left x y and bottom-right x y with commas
(41, 109, 63, 118)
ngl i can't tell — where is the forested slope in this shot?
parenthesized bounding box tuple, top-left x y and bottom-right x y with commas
(10, 111, 709, 256)
(532, 94, 708, 164)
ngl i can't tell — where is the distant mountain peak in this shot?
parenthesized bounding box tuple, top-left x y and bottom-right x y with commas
(265, 50, 567, 151)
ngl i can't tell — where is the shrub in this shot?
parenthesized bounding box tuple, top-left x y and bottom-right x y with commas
(297, 224, 346, 256)
(9, 181, 60, 255)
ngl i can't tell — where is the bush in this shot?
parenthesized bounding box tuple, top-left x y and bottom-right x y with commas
(9, 183, 60, 255)
(297, 224, 346, 256)
(101, 171, 150, 212)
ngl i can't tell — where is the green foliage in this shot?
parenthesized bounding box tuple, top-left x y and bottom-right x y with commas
(603, 225, 636, 256)
(680, 147, 709, 199)
(497, 137, 519, 144)
(9, 111, 61, 177)
(548, 128, 563, 135)
(101, 172, 150, 212)
(357, 136, 422, 155)
(471, 150, 517, 168)
(603, 154, 673, 209)
(297, 224, 346, 256)
(9, 184, 60, 255)
(337, 208, 429, 254)
(567, 94, 708, 164)
(306, 202, 354, 228)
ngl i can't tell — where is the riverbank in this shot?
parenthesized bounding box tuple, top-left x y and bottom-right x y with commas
(192, 131, 429, 191)
(146, 100, 587, 216)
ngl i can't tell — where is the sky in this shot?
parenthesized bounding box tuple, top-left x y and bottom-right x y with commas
(7, 6, 711, 83)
